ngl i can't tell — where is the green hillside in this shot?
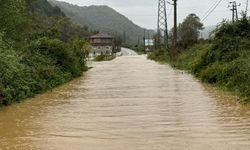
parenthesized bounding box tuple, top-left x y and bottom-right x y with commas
(48, 0, 154, 44)
(0, 0, 91, 106)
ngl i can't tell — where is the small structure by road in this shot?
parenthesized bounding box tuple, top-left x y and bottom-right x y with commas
(89, 33, 113, 57)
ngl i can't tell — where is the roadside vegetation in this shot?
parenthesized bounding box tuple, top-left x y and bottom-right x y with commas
(148, 13, 250, 102)
(0, 0, 92, 106)
(93, 55, 116, 61)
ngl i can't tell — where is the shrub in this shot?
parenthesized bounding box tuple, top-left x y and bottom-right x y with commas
(26, 37, 88, 77)
(0, 35, 89, 106)
(0, 35, 29, 105)
(94, 55, 116, 62)
(159, 17, 250, 101)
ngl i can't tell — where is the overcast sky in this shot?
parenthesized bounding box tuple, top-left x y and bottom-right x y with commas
(57, 0, 249, 29)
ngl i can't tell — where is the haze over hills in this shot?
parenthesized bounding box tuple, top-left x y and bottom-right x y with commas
(48, 0, 155, 44)
(200, 25, 217, 39)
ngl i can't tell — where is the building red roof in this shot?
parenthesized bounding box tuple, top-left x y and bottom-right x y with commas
(90, 33, 113, 39)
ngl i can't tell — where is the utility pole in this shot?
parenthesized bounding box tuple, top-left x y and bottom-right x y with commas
(173, 0, 177, 49)
(143, 29, 146, 52)
(157, 0, 168, 48)
(235, 2, 240, 20)
(148, 30, 150, 47)
(246, 0, 249, 16)
(233, 2, 235, 22)
(229, 1, 241, 22)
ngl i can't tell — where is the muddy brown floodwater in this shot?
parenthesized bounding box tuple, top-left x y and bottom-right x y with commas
(0, 55, 250, 150)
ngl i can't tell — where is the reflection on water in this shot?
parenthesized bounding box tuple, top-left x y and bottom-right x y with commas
(0, 55, 250, 150)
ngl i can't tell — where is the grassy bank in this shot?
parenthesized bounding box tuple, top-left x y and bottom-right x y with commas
(148, 18, 250, 102)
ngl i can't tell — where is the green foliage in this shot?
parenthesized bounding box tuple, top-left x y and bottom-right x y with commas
(67, 38, 90, 67)
(93, 55, 116, 62)
(0, 0, 93, 43)
(26, 37, 85, 76)
(164, 17, 250, 101)
(29, 0, 65, 17)
(173, 43, 211, 71)
(199, 58, 250, 98)
(0, 34, 90, 106)
(195, 18, 250, 100)
(147, 50, 170, 63)
(169, 13, 203, 49)
(0, 35, 27, 105)
(149, 16, 250, 101)
(0, 0, 31, 42)
(178, 14, 203, 48)
(0, 0, 91, 106)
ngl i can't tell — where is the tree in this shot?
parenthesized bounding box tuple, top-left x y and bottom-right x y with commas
(0, 0, 31, 41)
(178, 14, 203, 48)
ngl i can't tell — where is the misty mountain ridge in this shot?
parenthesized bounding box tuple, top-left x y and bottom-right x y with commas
(48, 0, 155, 44)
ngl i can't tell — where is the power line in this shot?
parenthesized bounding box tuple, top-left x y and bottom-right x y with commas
(202, 0, 224, 21)
(202, 0, 221, 19)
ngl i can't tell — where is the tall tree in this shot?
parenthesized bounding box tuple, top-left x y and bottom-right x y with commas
(178, 13, 203, 48)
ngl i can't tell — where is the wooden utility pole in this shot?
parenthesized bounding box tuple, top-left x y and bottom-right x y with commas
(147, 30, 150, 47)
(143, 29, 146, 52)
(229, 1, 241, 22)
(173, 0, 177, 48)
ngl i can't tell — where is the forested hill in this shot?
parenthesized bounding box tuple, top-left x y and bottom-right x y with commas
(48, 0, 154, 44)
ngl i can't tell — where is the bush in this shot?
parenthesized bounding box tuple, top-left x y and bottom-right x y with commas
(0, 36, 28, 105)
(93, 55, 116, 62)
(0, 35, 89, 106)
(151, 17, 250, 101)
(0, 0, 92, 106)
(199, 58, 250, 98)
(147, 50, 170, 63)
(26, 37, 88, 77)
(177, 17, 250, 101)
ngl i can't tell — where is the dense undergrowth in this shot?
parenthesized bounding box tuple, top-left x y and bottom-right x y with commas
(148, 17, 250, 102)
(0, 0, 92, 106)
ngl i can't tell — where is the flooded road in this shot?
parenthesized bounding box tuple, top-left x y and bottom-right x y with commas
(0, 55, 250, 150)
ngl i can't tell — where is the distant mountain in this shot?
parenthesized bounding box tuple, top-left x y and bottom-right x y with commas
(200, 25, 217, 39)
(48, 0, 154, 44)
